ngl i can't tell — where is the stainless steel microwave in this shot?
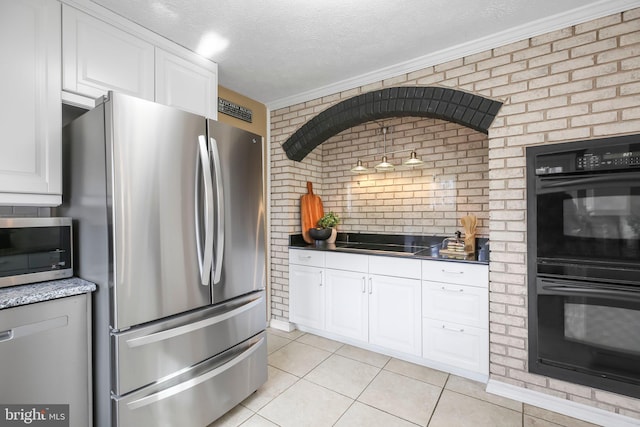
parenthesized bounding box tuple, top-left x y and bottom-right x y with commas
(0, 217, 73, 288)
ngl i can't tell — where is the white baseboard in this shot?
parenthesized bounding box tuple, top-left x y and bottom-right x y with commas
(268, 318, 295, 332)
(486, 380, 640, 427)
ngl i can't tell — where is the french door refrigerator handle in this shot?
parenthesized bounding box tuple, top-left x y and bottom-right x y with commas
(126, 336, 264, 410)
(197, 135, 214, 286)
(210, 137, 225, 285)
(124, 296, 262, 348)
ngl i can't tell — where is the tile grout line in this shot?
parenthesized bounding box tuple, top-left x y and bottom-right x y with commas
(425, 373, 449, 427)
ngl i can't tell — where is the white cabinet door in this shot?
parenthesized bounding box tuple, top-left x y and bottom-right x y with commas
(155, 49, 217, 118)
(289, 265, 324, 330)
(369, 275, 422, 356)
(62, 5, 154, 100)
(0, 0, 61, 205)
(422, 318, 488, 374)
(325, 269, 368, 341)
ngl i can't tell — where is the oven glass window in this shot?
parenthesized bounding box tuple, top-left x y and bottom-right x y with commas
(565, 302, 640, 355)
(537, 184, 640, 262)
(538, 293, 640, 385)
(563, 190, 640, 240)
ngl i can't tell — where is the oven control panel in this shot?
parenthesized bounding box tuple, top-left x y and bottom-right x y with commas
(534, 137, 640, 175)
(577, 151, 640, 170)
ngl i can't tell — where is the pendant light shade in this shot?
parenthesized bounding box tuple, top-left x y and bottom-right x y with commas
(404, 150, 423, 166)
(374, 155, 395, 171)
(350, 159, 368, 173)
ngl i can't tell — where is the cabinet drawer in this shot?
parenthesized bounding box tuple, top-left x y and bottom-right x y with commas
(422, 281, 488, 326)
(422, 261, 488, 287)
(113, 291, 265, 395)
(325, 252, 368, 273)
(114, 332, 266, 427)
(369, 256, 421, 279)
(289, 249, 325, 267)
(422, 318, 488, 375)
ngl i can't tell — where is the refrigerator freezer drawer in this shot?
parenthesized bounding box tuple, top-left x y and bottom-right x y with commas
(112, 290, 266, 395)
(113, 331, 267, 427)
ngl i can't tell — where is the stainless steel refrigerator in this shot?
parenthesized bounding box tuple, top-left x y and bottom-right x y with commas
(59, 92, 267, 427)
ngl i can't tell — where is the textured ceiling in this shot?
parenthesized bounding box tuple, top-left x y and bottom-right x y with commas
(91, 0, 638, 108)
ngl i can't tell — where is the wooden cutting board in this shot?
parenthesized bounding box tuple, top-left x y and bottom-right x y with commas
(300, 181, 324, 244)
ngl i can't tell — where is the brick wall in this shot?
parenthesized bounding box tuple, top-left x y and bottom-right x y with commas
(270, 8, 640, 418)
(320, 116, 489, 236)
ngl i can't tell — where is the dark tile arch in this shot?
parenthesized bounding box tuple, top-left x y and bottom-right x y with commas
(281, 86, 503, 161)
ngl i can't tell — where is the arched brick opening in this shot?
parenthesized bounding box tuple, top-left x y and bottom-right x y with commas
(282, 86, 503, 161)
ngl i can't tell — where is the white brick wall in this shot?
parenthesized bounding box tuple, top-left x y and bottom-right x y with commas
(270, 7, 640, 418)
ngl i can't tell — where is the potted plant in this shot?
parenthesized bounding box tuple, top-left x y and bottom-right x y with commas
(317, 211, 340, 243)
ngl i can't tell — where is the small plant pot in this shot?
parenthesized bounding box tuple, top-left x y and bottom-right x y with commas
(308, 227, 331, 241)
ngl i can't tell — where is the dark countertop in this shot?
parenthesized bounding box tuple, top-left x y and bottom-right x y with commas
(289, 232, 489, 265)
(0, 277, 97, 310)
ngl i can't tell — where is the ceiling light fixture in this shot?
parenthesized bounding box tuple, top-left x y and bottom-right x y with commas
(196, 32, 229, 58)
(350, 159, 368, 173)
(404, 150, 424, 167)
(349, 124, 424, 174)
(374, 127, 395, 172)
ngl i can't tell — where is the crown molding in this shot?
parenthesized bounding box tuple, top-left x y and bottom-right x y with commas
(267, 0, 640, 111)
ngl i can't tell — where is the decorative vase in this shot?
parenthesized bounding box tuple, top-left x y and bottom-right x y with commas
(308, 227, 331, 241)
(327, 227, 337, 244)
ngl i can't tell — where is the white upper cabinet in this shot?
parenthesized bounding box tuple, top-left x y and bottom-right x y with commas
(62, 5, 155, 102)
(61, 4, 218, 116)
(0, 0, 62, 206)
(156, 49, 218, 118)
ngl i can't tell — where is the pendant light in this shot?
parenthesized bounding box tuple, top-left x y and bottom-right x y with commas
(374, 127, 395, 171)
(404, 150, 423, 166)
(350, 159, 368, 173)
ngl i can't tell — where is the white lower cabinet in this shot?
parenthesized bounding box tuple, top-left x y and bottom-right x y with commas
(325, 268, 368, 341)
(289, 265, 325, 330)
(422, 260, 489, 378)
(325, 269, 421, 356)
(422, 319, 488, 374)
(291, 250, 422, 357)
(289, 250, 325, 330)
(368, 274, 421, 356)
(288, 248, 489, 380)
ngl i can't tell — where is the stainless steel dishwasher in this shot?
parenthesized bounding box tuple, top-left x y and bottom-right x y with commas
(0, 294, 92, 427)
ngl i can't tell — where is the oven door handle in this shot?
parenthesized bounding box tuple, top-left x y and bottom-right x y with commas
(541, 284, 640, 303)
(538, 171, 640, 190)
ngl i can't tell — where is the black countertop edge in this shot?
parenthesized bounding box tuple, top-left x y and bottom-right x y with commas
(289, 233, 490, 265)
(0, 277, 97, 310)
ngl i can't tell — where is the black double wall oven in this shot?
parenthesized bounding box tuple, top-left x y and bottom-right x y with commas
(527, 134, 640, 398)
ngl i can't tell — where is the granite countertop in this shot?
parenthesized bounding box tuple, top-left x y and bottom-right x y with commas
(289, 232, 490, 265)
(0, 277, 97, 310)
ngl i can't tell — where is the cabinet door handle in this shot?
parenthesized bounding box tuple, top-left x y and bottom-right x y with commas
(441, 324, 465, 333)
(441, 269, 464, 275)
(319, 271, 323, 286)
(368, 277, 373, 294)
(361, 277, 366, 293)
(441, 286, 464, 293)
(0, 330, 13, 342)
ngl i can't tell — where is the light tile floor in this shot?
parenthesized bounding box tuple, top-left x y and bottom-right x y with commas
(209, 329, 599, 427)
